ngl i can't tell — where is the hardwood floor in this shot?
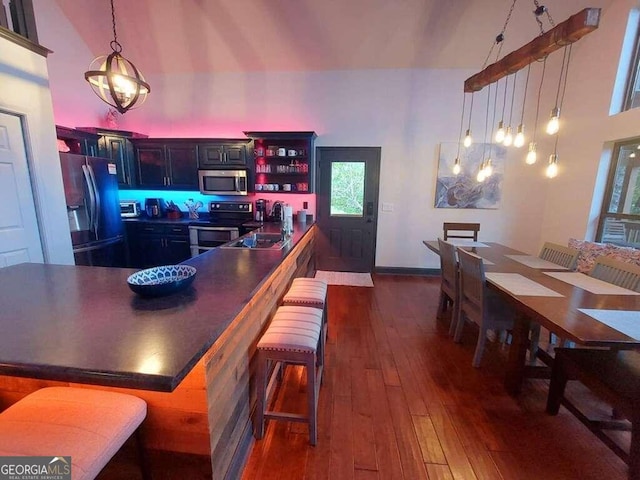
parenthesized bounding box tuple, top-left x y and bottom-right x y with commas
(241, 274, 629, 480)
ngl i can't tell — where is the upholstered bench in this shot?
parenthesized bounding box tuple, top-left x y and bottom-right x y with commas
(282, 277, 328, 335)
(254, 305, 324, 445)
(547, 348, 640, 479)
(0, 387, 149, 480)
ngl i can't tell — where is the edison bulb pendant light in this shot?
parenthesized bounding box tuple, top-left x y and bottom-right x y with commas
(452, 158, 461, 175)
(546, 154, 559, 178)
(526, 142, 537, 165)
(514, 124, 525, 148)
(484, 158, 493, 177)
(546, 107, 560, 135)
(503, 126, 513, 146)
(494, 121, 505, 143)
(463, 129, 473, 148)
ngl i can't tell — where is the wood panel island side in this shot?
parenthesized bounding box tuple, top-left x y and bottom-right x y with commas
(0, 223, 317, 479)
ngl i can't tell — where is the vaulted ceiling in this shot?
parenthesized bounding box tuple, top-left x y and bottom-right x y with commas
(53, 0, 612, 75)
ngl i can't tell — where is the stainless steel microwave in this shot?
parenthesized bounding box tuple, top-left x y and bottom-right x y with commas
(198, 169, 248, 195)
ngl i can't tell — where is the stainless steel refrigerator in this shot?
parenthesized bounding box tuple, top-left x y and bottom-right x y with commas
(59, 153, 124, 267)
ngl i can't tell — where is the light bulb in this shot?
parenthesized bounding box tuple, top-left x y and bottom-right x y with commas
(494, 121, 505, 143)
(463, 129, 472, 148)
(514, 124, 525, 148)
(631, 152, 636, 158)
(526, 142, 537, 165)
(484, 158, 493, 177)
(546, 107, 560, 135)
(503, 126, 513, 146)
(546, 154, 558, 178)
(452, 159, 461, 175)
(477, 168, 486, 182)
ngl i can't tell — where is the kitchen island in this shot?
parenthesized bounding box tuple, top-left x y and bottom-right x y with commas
(0, 222, 317, 479)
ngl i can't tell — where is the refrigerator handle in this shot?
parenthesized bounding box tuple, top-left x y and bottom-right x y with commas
(82, 164, 97, 237)
(86, 164, 101, 238)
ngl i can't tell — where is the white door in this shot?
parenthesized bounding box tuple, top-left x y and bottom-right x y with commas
(0, 111, 43, 266)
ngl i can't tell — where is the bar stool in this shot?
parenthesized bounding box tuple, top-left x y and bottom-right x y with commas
(282, 277, 328, 337)
(0, 387, 149, 480)
(254, 305, 324, 445)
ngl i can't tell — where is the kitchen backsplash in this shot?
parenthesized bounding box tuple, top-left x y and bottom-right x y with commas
(119, 190, 316, 216)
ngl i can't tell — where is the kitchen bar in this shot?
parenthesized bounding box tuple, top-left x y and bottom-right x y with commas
(0, 222, 317, 480)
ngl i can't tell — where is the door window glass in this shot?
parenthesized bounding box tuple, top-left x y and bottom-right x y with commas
(330, 162, 365, 216)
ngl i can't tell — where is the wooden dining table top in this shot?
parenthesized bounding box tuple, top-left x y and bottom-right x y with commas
(423, 240, 640, 349)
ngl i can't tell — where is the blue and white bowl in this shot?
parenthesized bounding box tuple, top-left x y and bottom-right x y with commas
(127, 265, 197, 297)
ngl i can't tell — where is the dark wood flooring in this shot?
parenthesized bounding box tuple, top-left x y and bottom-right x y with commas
(241, 274, 629, 480)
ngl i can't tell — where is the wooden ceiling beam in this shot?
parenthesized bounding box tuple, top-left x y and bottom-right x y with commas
(464, 8, 601, 93)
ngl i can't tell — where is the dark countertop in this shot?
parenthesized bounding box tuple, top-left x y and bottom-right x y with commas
(0, 222, 314, 392)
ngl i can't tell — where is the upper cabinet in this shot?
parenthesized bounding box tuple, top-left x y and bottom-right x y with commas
(76, 127, 148, 190)
(56, 126, 99, 157)
(198, 140, 252, 168)
(132, 140, 199, 190)
(244, 132, 317, 194)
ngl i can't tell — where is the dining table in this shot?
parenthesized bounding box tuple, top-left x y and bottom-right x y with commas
(423, 240, 640, 395)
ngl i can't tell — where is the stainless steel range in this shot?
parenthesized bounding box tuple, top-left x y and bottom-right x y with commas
(188, 201, 254, 257)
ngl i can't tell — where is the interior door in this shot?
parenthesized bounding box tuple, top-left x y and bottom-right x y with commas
(316, 147, 380, 272)
(0, 111, 43, 266)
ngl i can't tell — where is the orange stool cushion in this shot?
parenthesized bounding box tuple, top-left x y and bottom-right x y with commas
(258, 306, 323, 353)
(0, 387, 147, 480)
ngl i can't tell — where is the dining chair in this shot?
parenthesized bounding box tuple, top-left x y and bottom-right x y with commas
(589, 256, 640, 292)
(454, 248, 515, 367)
(539, 242, 579, 270)
(436, 238, 459, 336)
(443, 222, 480, 241)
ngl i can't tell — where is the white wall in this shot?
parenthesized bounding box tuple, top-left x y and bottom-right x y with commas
(0, 35, 74, 265)
(33, 0, 640, 270)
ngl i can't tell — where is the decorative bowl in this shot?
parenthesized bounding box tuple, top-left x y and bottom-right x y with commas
(127, 265, 197, 297)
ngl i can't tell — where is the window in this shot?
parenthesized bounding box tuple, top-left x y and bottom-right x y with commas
(624, 16, 640, 111)
(597, 138, 640, 246)
(330, 162, 365, 216)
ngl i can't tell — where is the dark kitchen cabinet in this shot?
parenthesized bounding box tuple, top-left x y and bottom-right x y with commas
(244, 131, 317, 193)
(56, 126, 99, 157)
(133, 140, 199, 190)
(198, 140, 252, 168)
(125, 222, 191, 268)
(76, 127, 148, 189)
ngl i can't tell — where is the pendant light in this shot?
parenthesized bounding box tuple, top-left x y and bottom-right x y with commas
(514, 64, 531, 148)
(503, 71, 517, 146)
(452, 93, 467, 175)
(546, 45, 571, 135)
(84, 0, 150, 114)
(526, 57, 547, 165)
(495, 75, 508, 143)
(463, 93, 475, 148)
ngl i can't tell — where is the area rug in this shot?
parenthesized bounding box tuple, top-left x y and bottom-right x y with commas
(314, 271, 374, 287)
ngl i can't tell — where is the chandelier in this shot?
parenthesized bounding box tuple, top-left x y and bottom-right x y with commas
(84, 0, 150, 114)
(453, 2, 600, 180)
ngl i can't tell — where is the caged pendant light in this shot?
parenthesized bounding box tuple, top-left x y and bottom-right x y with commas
(84, 0, 150, 114)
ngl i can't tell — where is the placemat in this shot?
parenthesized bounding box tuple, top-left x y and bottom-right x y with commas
(544, 272, 640, 295)
(505, 254, 568, 270)
(578, 309, 640, 340)
(486, 272, 564, 297)
(447, 239, 489, 247)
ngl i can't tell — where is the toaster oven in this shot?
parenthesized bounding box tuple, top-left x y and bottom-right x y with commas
(120, 200, 141, 218)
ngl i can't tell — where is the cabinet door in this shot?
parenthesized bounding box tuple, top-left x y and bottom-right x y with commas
(100, 136, 133, 188)
(198, 145, 225, 167)
(165, 237, 191, 264)
(166, 144, 198, 189)
(136, 145, 167, 189)
(224, 143, 247, 165)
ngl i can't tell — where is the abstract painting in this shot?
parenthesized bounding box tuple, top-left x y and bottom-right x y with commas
(434, 143, 505, 209)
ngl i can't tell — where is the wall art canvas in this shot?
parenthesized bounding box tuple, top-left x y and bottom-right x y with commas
(434, 142, 505, 209)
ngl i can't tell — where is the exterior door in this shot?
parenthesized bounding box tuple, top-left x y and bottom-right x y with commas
(316, 147, 380, 272)
(0, 111, 43, 266)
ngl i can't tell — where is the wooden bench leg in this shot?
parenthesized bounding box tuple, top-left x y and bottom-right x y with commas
(135, 428, 152, 480)
(306, 353, 317, 446)
(631, 407, 640, 480)
(546, 353, 568, 415)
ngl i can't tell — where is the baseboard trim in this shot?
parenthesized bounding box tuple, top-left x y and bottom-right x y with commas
(374, 267, 440, 276)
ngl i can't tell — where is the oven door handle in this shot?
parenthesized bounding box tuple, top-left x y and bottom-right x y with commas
(189, 226, 239, 232)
